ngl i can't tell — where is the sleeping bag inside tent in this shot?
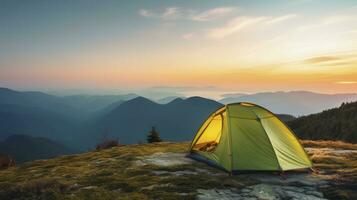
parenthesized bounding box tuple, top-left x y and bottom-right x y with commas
(189, 102, 312, 173)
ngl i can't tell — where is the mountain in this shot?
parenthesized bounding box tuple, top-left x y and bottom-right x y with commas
(0, 87, 82, 119)
(89, 96, 223, 145)
(220, 91, 357, 116)
(0, 135, 72, 163)
(0, 104, 79, 144)
(0, 87, 137, 119)
(288, 101, 357, 143)
(61, 94, 137, 115)
(156, 96, 185, 104)
(0, 88, 137, 148)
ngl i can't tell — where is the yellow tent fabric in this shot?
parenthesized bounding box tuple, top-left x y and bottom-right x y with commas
(189, 102, 312, 172)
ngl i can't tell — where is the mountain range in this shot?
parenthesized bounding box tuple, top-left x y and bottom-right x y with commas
(1, 87, 356, 162)
(220, 91, 357, 116)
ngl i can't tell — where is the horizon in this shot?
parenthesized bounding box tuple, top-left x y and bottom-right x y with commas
(1, 0, 357, 97)
(2, 86, 357, 101)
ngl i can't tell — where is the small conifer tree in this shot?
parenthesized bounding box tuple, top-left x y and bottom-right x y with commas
(147, 126, 162, 143)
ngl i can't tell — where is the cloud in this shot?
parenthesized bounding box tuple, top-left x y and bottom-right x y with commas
(149, 85, 218, 92)
(207, 16, 266, 39)
(336, 81, 357, 84)
(323, 15, 354, 25)
(139, 6, 236, 21)
(206, 14, 297, 39)
(282, 52, 357, 73)
(297, 6, 357, 32)
(299, 53, 357, 68)
(139, 9, 154, 17)
(190, 7, 236, 21)
(139, 7, 181, 19)
(304, 56, 341, 64)
(181, 33, 195, 40)
(265, 14, 298, 25)
(162, 7, 181, 19)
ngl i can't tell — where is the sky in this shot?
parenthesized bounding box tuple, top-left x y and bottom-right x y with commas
(1, 0, 357, 98)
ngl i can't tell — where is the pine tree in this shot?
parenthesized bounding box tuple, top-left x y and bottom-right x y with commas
(147, 126, 162, 143)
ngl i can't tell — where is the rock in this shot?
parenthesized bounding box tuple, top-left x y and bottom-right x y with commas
(241, 188, 252, 193)
(242, 184, 328, 200)
(81, 186, 98, 190)
(254, 173, 328, 187)
(152, 170, 198, 176)
(197, 189, 242, 200)
(141, 183, 173, 191)
(248, 184, 277, 200)
(306, 190, 324, 198)
(135, 152, 193, 166)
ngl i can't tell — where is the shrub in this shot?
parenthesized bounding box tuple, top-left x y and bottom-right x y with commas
(147, 126, 162, 143)
(96, 139, 123, 150)
(0, 153, 15, 169)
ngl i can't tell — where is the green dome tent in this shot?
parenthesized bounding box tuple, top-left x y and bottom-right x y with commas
(189, 102, 312, 173)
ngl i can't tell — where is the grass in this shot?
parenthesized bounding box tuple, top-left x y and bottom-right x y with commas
(301, 140, 357, 150)
(0, 141, 356, 199)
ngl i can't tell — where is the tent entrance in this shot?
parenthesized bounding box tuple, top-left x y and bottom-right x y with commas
(192, 114, 223, 152)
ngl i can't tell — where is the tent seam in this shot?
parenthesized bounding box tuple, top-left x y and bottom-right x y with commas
(227, 106, 234, 173)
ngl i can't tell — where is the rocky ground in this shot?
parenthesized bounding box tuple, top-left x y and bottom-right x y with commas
(0, 140, 356, 200)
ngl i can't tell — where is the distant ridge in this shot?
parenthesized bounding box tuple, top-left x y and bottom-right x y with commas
(220, 91, 357, 116)
(156, 96, 185, 104)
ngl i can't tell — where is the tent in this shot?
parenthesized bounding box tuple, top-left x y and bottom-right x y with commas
(189, 102, 312, 173)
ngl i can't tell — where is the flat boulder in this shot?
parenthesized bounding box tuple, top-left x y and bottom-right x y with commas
(135, 152, 193, 167)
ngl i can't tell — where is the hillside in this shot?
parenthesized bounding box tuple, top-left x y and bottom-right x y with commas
(0, 104, 79, 143)
(0, 135, 72, 163)
(0, 141, 356, 200)
(288, 101, 357, 143)
(220, 91, 357, 116)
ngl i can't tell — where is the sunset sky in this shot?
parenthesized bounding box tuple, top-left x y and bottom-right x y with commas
(1, 0, 357, 98)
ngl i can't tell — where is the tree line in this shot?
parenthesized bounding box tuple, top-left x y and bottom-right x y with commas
(288, 101, 357, 143)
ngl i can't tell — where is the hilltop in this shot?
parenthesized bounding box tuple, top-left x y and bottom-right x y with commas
(0, 141, 356, 200)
